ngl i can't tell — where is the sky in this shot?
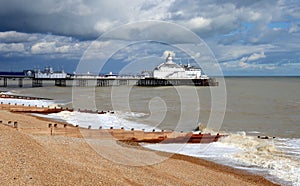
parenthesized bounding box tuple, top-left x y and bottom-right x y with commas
(0, 0, 299, 76)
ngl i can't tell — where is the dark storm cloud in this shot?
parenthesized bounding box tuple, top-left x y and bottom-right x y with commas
(0, 0, 299, 75)
(0, 0, 99, 39)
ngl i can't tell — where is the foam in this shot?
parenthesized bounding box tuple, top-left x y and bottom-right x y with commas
(47, 111, 157, 131)
(144, 132, 300, 185)
(30, 108, 300, 185)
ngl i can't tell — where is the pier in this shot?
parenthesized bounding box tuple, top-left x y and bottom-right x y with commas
(0, 70, 218, 87)
(0, 71, 26, 87)
(137, 78, 218, 86)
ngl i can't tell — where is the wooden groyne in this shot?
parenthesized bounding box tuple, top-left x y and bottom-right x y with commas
(0, 93, 52, 100)
(73, 126, 227, 144)
(0, 103, 62, 113)
(0, 96, 226, 144)
(0, 117, 226, 144)
(0, 102, 115, 115)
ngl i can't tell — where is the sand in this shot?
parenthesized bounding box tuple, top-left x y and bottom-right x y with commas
(0, 110, 278, 186)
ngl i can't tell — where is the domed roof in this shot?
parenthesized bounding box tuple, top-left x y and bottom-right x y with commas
(155, 53, 183, 70)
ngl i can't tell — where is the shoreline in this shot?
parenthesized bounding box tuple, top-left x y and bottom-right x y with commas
(0, 110, 279, 185)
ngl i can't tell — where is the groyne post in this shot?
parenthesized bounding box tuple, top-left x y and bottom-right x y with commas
(13, 121, 18, 128)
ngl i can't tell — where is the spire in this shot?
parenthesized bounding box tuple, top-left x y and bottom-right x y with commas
(166, 53, 173, 63)
(187, 58, 190, 68)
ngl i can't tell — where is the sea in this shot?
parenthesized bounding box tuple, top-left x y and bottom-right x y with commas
(1, 77, 300, 185)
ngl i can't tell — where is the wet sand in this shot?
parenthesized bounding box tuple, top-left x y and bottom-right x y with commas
(0, 110, 278, 186)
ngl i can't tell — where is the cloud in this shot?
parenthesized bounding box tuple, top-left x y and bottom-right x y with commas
(225, 50, 267, 70)
(221, 58, 277, 71)
(186, 17, 211, 30)
(94, 20, 118, 33)
(162, 50, 175, 58)
(31, 42, 56, 54)
(0, 43, 25, 52)
(238, 60, 249, 69)
(247, 51, 266, 61)
(289, 22, 300, 33)
(0, 31, 38, 43)
(0, 0, 299, 75)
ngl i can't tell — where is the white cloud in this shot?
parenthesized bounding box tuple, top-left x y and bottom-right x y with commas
(289, 22, 300, 33)
(247, 51, 266, 61)
(221, 59, 277, 71)
(30, 37, 89, 56)
(162, 50, 175, 58)
(214, 43, 273, 62)
(231, 51, 266, 69)
(0, 31, 38, 43)
(135, 0, 175, 21)
(238, 60, 249, 69)
(0, 43, 25, 52)
(31, 42, 56, 54)
(186, 17, 211, 30)
(94, 20, 117, 33)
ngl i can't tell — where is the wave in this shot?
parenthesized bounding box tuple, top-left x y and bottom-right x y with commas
(217, 133, 300, 185)
(0, 98, 56, 107)
(46, 111, 157, 131)
(144, 132, 300, 185)
(7, 97, 298, 185)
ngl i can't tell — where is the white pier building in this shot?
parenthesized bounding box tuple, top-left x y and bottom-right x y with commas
(153, 54, 205, 79)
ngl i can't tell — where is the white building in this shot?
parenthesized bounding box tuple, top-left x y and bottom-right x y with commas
(35, 67, 68, 79)
(153, 54, 202, 79)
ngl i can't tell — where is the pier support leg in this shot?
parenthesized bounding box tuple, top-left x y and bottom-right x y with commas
(55, 79, 66, 87)
(18, 78, 23, 87)
(32, 79, 43, 87)
(78, 79, 87, 86)
(3, 78, 7, 87)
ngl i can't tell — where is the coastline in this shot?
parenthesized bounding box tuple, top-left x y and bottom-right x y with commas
(0, 110, 278, 185)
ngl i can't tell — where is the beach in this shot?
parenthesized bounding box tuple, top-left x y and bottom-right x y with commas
(0, 110, 277, 186)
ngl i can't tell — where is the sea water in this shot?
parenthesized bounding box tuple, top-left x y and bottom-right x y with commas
(1, 77, 300, 185)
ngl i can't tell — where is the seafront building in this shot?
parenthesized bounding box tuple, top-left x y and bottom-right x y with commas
(153, 53, 206, 79)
